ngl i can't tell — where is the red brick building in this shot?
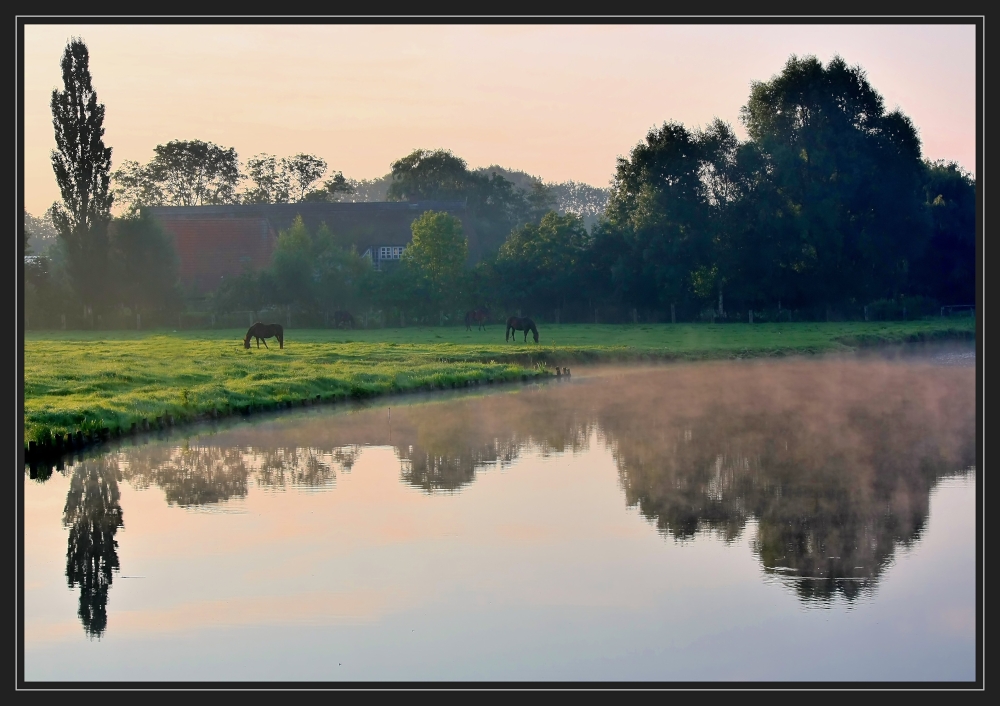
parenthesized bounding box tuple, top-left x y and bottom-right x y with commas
(156, 217, 276, 296)
(146, 201, 473, 297)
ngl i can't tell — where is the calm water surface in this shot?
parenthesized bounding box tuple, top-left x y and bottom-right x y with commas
(23, 346, 978, 682)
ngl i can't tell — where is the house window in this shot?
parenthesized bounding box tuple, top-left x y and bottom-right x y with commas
(379, 246, 405, 260)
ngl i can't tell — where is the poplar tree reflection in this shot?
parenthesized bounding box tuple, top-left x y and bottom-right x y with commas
(62, 455, 123, 638)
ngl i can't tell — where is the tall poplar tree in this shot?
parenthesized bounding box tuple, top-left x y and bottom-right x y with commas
(50, 38, 114, 315)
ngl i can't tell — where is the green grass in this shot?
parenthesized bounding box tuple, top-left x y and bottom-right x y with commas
(23, 319, 975, 446)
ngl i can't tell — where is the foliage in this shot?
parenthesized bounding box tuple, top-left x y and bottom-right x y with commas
(146, 139, 241, 206)
(387, 149, 536, 256)
(242, 153, 291, 204)
(283, 153, 328, 202)
(740, 54, 930, 307)
(49, 38, 114, 312)
(302, 171, 355, 202)
(911, 160, 977, 304)
(492, 211, 592, 315)
(212, 215, 372, 317)
(108, 211, 183, 316)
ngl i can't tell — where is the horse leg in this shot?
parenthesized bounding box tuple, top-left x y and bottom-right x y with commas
(262, 338, 269, 349)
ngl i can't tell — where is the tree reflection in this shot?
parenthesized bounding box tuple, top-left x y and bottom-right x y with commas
(46, 354, 975, 628)
(598, 360, 976, 603)
(62, 455, 123, 638)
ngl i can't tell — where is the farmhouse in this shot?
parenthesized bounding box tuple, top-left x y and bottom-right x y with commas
(145, 201, 474, 296)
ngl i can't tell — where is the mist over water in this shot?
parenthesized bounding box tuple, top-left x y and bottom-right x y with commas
(24, 346, 977, 681)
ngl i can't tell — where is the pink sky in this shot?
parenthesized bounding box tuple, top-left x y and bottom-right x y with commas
(21, 23, 977, 217)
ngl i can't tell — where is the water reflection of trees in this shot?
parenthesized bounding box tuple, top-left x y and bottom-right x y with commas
(62, 455, 123, 638)
(115, 443, 356, 506)
(596, 361, 976, 603)
(39, 357, 974, 630)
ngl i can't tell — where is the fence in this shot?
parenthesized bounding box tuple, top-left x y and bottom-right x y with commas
(24, 298, 964, 331)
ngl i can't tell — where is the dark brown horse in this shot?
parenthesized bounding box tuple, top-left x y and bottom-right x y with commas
(244, 322, 284, 349)
(505, 316, 538, 343)
(465, 307, 490, 331)
(333, 310, 355, 329)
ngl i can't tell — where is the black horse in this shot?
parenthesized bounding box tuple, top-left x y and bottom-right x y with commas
(505, 316, 539, 343)
(465, 307, 490, 331)
(333, 310, 355, 329)
(244, 322, 284, 349)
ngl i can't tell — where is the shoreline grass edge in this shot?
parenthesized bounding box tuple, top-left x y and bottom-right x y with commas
(23, 321, 975, 457)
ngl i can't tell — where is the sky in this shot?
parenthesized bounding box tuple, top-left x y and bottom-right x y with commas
(21, 22, 978, 217)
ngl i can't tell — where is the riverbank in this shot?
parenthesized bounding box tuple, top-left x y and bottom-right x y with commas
(23, 319, 975, 454)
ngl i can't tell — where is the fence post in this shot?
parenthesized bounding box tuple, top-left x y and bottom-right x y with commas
(671, 303, 676, 324)
(211, 313, 216, 328)
(632, 308, 637, 324)
(864, 305, 869, 322)
(594, 308, 598, 324)
(136, 313, 141, 330)
(61, 313, 66, 330)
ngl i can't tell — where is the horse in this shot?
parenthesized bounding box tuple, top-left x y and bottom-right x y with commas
(332, 310, 355, 329)
(464, 307, 490, 331)
(505, 316, 539, 343)
(244, 322, 284, 349)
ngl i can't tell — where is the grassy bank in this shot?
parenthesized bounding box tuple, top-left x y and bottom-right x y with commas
(23, 319, 975, 447)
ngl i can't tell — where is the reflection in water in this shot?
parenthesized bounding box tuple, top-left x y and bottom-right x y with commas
(62, 456, 123, 638)
(39, 352, 975, 635)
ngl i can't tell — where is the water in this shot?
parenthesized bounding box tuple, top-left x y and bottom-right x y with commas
(22, 346, 978, 682)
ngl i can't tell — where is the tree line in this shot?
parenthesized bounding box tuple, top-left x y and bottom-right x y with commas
(25, 40, 975, 329)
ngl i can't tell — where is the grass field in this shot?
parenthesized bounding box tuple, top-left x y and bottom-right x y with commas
(22, 318, 975, 447)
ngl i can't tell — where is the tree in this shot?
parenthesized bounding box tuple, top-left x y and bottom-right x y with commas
(600, 121, 712, 311)
(242, 153, 291, 204)
(110, 160, 164, 215)
(303, 171, 355, 202)
(283, 153, 327, 202)
(147, 139, 241, 206)
(388, 149, 470, 201)
(911, 160, 976, 304)
(494, 211, 591, 314)
(108, 211, 183, 317)
(401, 211, 468, 317)
(388, 149, 536, 257)
(271, 215, 316, 307)
(740, 54, 930, 309)
(49, 38, 114, 314)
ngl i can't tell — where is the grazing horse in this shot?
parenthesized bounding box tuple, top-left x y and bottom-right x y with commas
(505, 316, 539, 343)
(333, 310, 355, 329)
(244, 322, 284, 349)
(464, 307, 490, 331)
